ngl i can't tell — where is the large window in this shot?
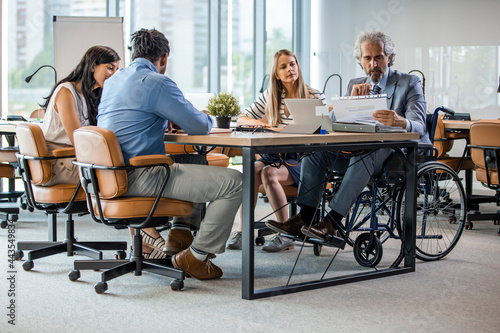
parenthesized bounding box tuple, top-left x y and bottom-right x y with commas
(219, 0, 254, 107)
(428, 46, 499, 114)
(3, 0, 298, 117)
(7, 0, 107, 118)
(265, 0, 292, 72)
(123, 0, 209, 93)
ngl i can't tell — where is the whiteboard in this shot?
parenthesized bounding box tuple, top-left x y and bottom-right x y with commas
(53, 16, 125, 81)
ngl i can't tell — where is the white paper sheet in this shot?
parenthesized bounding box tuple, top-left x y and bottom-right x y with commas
(331, 94, 388, 123)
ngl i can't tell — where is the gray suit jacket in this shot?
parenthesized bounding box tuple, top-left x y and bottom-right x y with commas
(345, 67, 429, 144)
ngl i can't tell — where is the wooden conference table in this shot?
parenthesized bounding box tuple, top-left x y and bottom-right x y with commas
(164, 130, 419, 300)
(442, 119, 476, 132)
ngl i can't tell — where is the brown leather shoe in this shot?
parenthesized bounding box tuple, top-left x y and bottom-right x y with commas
(300, 216, 338, 239)
(164, 229, 194, 256)
(266, 214, 307, 237)
(172, 248, 223, 280)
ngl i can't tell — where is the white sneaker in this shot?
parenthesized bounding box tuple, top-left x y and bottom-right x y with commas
(261, 234, 294, 253)
(226, 231, 242, 250)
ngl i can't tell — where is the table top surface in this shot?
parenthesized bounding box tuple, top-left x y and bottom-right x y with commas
(442, 119, 478, 130)
(164, 130, 419, 147)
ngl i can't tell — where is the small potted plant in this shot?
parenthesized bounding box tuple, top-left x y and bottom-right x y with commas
(206, 92, 240, 128)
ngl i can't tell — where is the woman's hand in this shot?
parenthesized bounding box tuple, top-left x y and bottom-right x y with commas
(236, 116, 269, 127)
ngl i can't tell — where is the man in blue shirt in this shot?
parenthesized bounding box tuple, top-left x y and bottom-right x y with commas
(98, 29, 242, 280)
(266, 30, 428, 243)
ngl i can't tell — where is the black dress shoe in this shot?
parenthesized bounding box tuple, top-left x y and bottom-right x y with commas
(266, 214, 307, 237)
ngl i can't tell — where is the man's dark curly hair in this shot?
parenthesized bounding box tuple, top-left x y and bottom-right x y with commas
(131, 28, 170, 62)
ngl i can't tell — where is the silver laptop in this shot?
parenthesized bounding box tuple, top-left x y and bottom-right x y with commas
(284, 98, 332, 131)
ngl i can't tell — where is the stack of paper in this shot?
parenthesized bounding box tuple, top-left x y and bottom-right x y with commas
(331, 94, 406, 133)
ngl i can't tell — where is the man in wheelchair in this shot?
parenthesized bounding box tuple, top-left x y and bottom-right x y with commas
(266, 30, 429, 245)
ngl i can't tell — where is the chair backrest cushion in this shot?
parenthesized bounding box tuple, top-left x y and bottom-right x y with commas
(470, 119, 500, 184)
(73, 126, 128, 199)
(433, 115, 453, 158)
(15, 123, 52, 185)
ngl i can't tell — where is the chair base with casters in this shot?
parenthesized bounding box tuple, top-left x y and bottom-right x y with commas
(14, 199, 128, 272)
(14, 196, 127, 271)
(465, 187, 500, 231)
(70, 226, 185, 293)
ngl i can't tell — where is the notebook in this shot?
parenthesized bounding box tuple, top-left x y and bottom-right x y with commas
(283, 99, 332, 134)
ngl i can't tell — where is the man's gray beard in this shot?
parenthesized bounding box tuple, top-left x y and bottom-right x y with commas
(368, 72, 383, 84)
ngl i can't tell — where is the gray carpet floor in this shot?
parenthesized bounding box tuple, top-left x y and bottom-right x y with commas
(1, 193, 500, 333)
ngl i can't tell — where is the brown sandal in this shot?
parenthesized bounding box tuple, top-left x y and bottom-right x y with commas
(143, 247, 168, 260)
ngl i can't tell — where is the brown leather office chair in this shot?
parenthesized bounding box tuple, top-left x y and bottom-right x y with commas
(433, 113, 474, 172)
(69, 126, 194, 293)
(0, 130, 24, 224)
(14, 123, 127, 271)
(467, 120, 500, 234)
(0, 163, 20, 228)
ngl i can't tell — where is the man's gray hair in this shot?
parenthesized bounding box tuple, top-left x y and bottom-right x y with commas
(353, 30, 396, 66)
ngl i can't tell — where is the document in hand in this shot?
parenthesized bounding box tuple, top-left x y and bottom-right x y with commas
(330, 94, 406, 133)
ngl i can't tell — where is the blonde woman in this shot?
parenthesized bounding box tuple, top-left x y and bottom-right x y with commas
(228, 49, 326, 252)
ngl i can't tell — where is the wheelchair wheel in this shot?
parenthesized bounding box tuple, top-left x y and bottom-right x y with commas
(344, 189, 398, 247)
(353, 233, 383, 267)
(397, 161, 466, 261)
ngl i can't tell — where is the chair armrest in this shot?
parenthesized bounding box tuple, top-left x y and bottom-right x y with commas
(52, 147, 75, 157)
(129, 154, 174, 167)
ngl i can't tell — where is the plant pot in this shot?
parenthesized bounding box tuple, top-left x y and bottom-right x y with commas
(216, 116, 231, 128)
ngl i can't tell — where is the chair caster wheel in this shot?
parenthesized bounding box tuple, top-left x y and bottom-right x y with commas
(94, 282, 108, 294)
(255, 236, 265, 246)
(115, 250, 127, 259)
(23, 260, 34, 271)
(14, 250, 23, 261)
(68, 269, 81, 282)
(170, 279, 184, 291)
(313, 243, 322, 256)
(465, 222, 473, 230)
(0, 220, 7, 229)
(11, 214, 18, 222)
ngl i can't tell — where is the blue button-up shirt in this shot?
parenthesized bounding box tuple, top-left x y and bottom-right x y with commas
(98, 58, 213, 163)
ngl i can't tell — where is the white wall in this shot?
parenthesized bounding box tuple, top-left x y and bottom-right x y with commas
(311, 0, 500, 118)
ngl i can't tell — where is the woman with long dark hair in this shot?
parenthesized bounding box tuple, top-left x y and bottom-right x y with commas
(42, 45, 120, 185)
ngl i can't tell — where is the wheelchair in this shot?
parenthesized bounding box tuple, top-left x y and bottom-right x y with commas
(260, 107, 467, 268)
(309, 153, 466, 267)
(307, 111, 466, 267)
